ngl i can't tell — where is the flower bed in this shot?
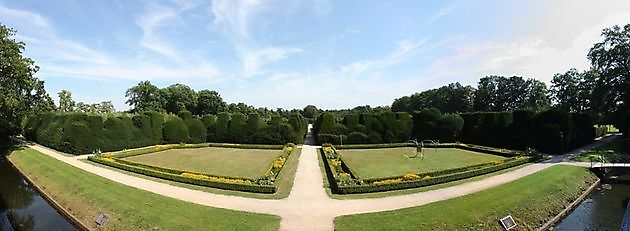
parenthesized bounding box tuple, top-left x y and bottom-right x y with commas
(321, 143, 531, 194)
(88, 143, 296, 194)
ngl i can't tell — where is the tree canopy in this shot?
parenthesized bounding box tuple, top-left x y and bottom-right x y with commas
(0, 24, 53, 136)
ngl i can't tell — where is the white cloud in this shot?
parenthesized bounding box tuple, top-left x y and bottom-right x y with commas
(135, 2, 200, 61)
(211, 0, 303, 78)
(340, 37, 430, 77)
(0, 4, 50, 29)
(422, 11, 630, 86)
(425, 4, 456, 25)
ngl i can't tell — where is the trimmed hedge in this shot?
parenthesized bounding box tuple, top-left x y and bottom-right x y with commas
(24, 111, 308, 155)
(90, 143, 297, 193)
(320, 144, 530, 194)
(89, 156, 275, 193)
(334, 157, 529, 194)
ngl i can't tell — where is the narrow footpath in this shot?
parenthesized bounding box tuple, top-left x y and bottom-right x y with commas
(23, 128, 620, 231)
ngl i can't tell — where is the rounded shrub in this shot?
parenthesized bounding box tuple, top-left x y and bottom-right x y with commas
(162, 116, 190, 144)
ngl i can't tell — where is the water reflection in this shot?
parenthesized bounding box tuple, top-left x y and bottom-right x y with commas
(554, 169, 630, 231)
(0, 143, 75, 231)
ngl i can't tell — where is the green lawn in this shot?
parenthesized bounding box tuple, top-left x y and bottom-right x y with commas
(335, 165, 598, 231)
(572, 138, 630, 163)
(9, 147, 280, 230)
(124, 147, 281, 178)
(340, 147, 505, 179)
(85, 148, 302, 200)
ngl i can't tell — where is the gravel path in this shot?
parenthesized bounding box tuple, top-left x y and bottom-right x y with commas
(21, 130, 622, 231)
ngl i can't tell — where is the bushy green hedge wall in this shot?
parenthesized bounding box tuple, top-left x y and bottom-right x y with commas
(460, 109, 595, 153)
(24, 111, 308, 154)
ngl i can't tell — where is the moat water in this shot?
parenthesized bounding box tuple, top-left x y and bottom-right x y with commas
(0, 144, 75, 231)
(554, 168, 630, 231)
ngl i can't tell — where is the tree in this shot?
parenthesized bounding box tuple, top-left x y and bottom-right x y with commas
(549, 69, 580, 111)
(0, 24, 54, 136)
(125, 81, 164, 112)
(97, 101, 115, 113)
(523, 78, 550, 110)
(162, 84, 197, 114)
(588, 24, 630, 133)
(58, 90, 75, 112)
(391, 82, 474, 113)
(473, 76, 498, 111)
(303, 105, 318, 118)
(195, 90, 226, 115)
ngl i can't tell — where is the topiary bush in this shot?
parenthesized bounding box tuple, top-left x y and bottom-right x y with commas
(162, 115, 189, 144)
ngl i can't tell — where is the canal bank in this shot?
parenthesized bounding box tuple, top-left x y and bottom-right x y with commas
(0, 144, 75, 231)
(554, 168, 630, 230)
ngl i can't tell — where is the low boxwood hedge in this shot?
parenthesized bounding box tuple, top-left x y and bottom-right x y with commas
(321, 143, 530, 194)
(89, 156, 275, 193)
(90, 143, 297, 193)
(334, 157, 529, 194)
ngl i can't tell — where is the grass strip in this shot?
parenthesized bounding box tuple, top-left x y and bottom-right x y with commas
(9, 147, 280, 230)
(334, 165, 597, 231)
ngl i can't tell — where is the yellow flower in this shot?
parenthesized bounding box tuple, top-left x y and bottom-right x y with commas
(272, 157, 287, 169)
(403, 173, 421, 181)
(181, 172, 210, 180)
(101, 153, 113, 158)
(330, 159, 342, 167)
(285, 146, 294, 153)
(101, 157, 115, 163)
(373, 178, 403, 186)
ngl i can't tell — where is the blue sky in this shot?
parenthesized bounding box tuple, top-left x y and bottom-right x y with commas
(1, 0, 630, 110)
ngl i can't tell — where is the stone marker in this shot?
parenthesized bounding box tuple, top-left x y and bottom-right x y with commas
(96, 213, 109, 226)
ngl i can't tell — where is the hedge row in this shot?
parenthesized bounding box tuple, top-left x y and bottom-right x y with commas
(335, 143, 523, 157)
(314, 111, 413, 144)
(334, 157, 529, 194)
(313, 109, 466, 145)
(460, 109, 596, 153)
(24, 111, 307, 154)
(89, 143, 297, 193)
(89, 156, 276, 193)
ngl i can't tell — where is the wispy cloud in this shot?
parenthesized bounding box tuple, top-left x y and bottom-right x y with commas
(135, 2, 200, 61)
(425, 4, 456, 25)
(340, 37, 430, 78)
(0, 4, 221, 83)
(211, 0, 303, 77)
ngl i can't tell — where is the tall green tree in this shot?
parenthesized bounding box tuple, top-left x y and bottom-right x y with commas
(57, 89, 75, 112)
(302, 105, 318, 118)
(0, 24, 54, 136)
(549, 68, 583, 112)
(125, 81, 164, 112)
(195, 90, 226, 115)
(588, 24, 630, 132)
(473, 76, 498, 111)
(162, 84, 197, 114)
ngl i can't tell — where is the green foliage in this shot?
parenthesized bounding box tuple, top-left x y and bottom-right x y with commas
(412, 108, 441, 140)
(125, 81, 164, 112)
(162, 115, 190, 144)
(215, 112, 231, 142)
(229, 113, 248, 143)
(0, 24, 54, 136)
(437, 114, 464, 142)
(184, 117, 207, 144)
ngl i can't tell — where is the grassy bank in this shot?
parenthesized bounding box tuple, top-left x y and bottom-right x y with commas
(335, 165, 597, 230)
(572, 137, 629, 162)
(8, 147, 280, 230)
